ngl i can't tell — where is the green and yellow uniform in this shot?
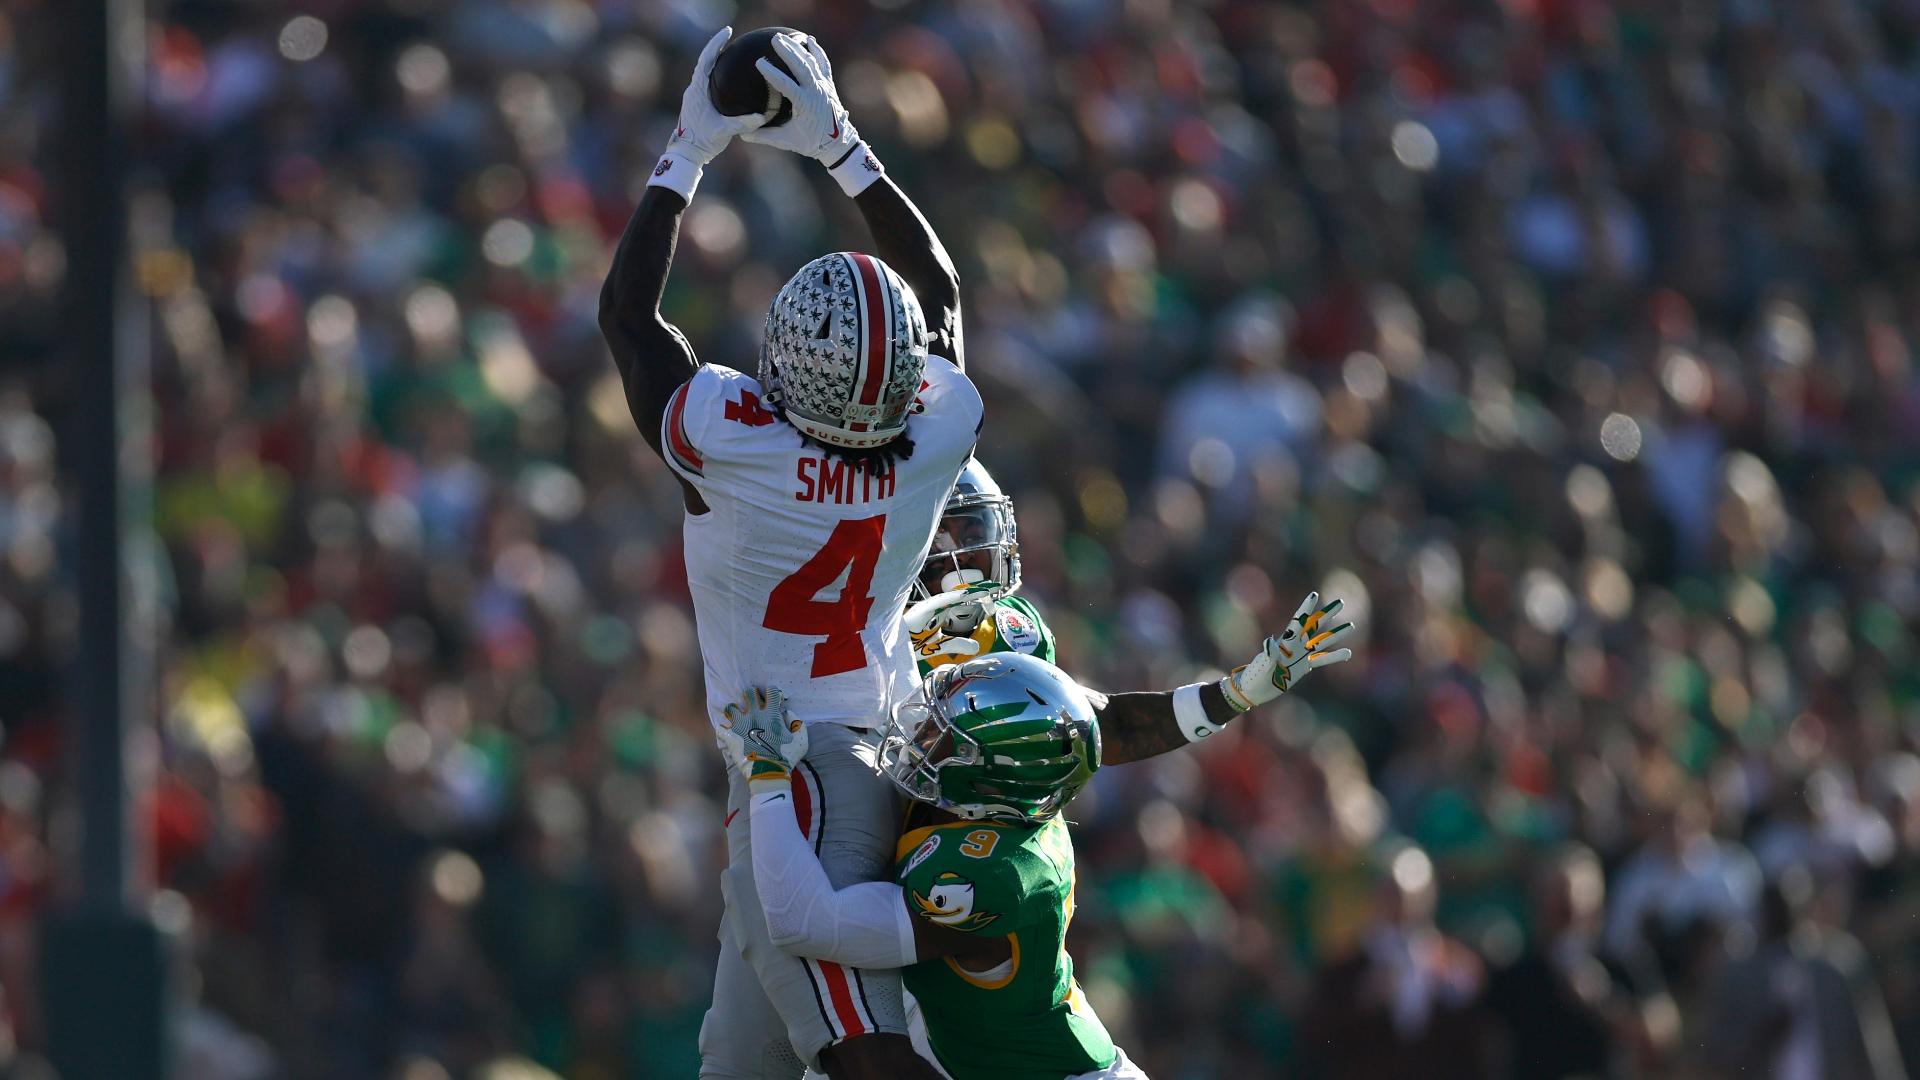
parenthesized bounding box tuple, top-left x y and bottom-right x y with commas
(900, 592, 1119, 1078)
(893, 813, 1116, 1080)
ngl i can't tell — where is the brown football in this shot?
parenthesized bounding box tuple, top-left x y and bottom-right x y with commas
(707, 26, 799, 128)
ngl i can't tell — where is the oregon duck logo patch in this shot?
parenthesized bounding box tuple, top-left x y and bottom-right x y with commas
(912, 871, 1000, 931)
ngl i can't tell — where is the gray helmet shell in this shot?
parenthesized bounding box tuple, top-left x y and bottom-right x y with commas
(760, 252, 928, 449)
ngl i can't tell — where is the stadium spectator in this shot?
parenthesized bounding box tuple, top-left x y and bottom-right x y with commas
(1699, 869, 1908, 1080)
(1603, 795, 1762, 982)
(1485, 845, 1677, 1080)
(1301, 844, 1489, 1079)
(4, 0, 1920, 1076)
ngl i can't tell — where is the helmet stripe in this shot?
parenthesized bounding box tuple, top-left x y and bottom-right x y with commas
(839, 253, 868, 435)
(846, 252, 891, 433)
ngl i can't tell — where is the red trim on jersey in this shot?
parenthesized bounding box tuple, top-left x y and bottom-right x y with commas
(665, 382, 703, 472)
(847, 253, 890, 434)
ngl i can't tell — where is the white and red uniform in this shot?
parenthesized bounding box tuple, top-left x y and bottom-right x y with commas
(670, 353, 981, 1078)
(662, 355, 982, 729)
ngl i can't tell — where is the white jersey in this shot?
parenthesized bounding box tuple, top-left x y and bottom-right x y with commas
(662, 357, 982, 729)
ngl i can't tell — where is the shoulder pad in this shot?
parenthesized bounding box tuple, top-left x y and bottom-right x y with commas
(913, 356, 984, 442)
(664, 365, 794, 481)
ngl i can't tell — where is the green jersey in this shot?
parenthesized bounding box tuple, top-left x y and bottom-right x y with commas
(916, 594, 1054, 678)
(894, 812, 1116, 1080)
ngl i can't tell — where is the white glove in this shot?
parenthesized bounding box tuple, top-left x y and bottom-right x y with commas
(742, 34, 864, 169)
(904, 582, 999, 665)
(1219, 591, 1355, 712)
(663, 28, 770, 168)
(715, 687, 809, 798)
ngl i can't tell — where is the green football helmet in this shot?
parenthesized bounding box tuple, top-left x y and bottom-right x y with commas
(878, 652, 1102, 824)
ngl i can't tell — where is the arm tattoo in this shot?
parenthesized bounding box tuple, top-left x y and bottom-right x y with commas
(1096, 684, 1240, 766)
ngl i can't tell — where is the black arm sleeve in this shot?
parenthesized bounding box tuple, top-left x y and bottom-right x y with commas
(598, 186, 700, 457)
(852, 174, 964, 370)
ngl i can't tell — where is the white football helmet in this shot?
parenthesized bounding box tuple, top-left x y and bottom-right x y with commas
(759, 252, 929, 449)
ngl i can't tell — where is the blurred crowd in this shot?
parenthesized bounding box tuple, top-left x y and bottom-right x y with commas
(7, 0, 1920, 1076)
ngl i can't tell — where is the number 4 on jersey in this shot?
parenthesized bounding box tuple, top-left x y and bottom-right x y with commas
(763, 515, 886, 677)
(725, 390, 777, 427)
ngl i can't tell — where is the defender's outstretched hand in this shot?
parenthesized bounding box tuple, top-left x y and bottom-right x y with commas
(743, 34, 862, 167)
(715, 687, 808, 798)
(1219, 591, 1355, 712)
(667, 28, 770, 167)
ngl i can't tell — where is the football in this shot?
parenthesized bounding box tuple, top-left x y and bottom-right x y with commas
(707, 26, 799, 128)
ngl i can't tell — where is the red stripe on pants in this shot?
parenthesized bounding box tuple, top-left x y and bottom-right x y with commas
(819, 961, 867, 1037)
(789, 766, 866, 1036)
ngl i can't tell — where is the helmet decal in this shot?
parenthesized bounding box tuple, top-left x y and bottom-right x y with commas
(845, 252, 892, 435)
(760, 251, 928, 449)
(877, 653, 1100, 824)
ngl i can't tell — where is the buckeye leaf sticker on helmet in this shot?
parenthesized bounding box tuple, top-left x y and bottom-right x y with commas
(760, 251, 929, 450)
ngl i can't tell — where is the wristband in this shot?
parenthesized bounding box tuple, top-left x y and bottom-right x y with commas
(1217, 663, 1263, 713)
(828, 141, 885, 197)
(1175, 683, 1228, 743)
(647, 151, 702, 201)
(747, 773, 793, 801)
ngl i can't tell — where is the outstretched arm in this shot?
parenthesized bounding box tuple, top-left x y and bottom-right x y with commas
(743, 35, 965, 369)
(1093, 683, 1243, 766)
(598, 187, 697, 456)
(1095, 591, 1356, 765)
(904, 588, 1358, 767)
(597, 28, 764, 457)
(854, 177, 963, 369)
